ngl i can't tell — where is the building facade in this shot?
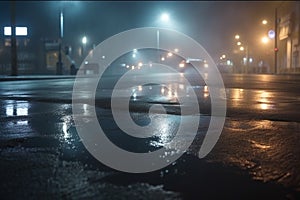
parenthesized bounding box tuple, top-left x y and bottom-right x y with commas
(277, 1, 300, 73)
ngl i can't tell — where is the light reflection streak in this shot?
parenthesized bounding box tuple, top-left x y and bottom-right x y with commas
(256, 91, 273, 110)
(150, 116, 173, 147)
(63, 122, 70, 139)
(5, 101, 29, 117)
(232, 88, 244, 101)
(204, 85, 208, 92)
(17, 120, 28, 125)
(5, 101, 30, 127)
(249, 140, 271, 150)
(203, 85, 210, 98)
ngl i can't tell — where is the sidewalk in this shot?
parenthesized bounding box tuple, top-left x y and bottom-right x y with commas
(0, 75, 76, 81)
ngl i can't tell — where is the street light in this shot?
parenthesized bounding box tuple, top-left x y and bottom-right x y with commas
(81, 36, 87, 57)
(262, 19, 268, 25)
(261, 36, 269, 44)
(82, 36, 87, 45)
(10, 1, 17, 76)
(160, 13, 170, 23)
(157, 12, 172, 62)
(56, 8, 64, 75)
(56, 1, 79, 75)
(235, 35, 249, 73)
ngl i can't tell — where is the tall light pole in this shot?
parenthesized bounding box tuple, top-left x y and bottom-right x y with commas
(56, 8, 64, 75)
(10, 1, 17, 76)
(261, 18, 276, 74)
(157, 13, 170, 62)
(274, 8, 278, 74)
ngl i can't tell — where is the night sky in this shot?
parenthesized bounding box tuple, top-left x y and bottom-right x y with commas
(0, 1, 280, 60)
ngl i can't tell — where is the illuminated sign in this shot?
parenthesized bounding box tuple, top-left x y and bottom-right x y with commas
(4, 26, 28, 36)
(268, 30, 275, 39)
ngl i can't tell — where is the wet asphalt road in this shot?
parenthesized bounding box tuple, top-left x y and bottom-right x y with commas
(0, 73, 300, 199)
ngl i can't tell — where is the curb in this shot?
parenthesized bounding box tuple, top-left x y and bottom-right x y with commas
(0, 75, 76, 82)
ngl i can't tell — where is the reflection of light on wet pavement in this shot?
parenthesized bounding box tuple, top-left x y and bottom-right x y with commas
(204, 93, 209, 98)
(203, 85, 209, 98)
(204, 85, 208, 92)
(4, 101, 29, 126)
(227, 89, 276, 111)
(149, 115, 178, 147)
(156, 117, 169, 144)
(5, 101, 29, 117)
(256, 91, 274, 110)
(232, 88, 244, 102)
(17, 121, 28, 125)
(83, 103, 89, 115)
(249, 140, 271, 150)
(6, 107, 13, 116)
(260, 104, 269, 110)
(210, 118, 300, 189)
(59, 105, 73, 143)
(63, 122, 70, 139)
(1, 100, 32, 139)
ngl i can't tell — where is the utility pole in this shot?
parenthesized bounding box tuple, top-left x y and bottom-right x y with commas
(274, 7, 278, 74)
(10, 1, 17, 76)
(56, 9, 63, 75)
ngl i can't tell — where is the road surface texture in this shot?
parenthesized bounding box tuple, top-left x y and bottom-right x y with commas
(0, 73, 299, 199)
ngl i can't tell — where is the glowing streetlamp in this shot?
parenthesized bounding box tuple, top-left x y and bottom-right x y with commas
(157, 12, 171, 62)
(56, 9, 64, 75)
(262, 19, 268, 25)
(235, 34, 249, 73)
(81, 36, 87, 56)
(261, 36, 269, 44)
(82, 36, 87, 45)
(160, 13, 170, 23)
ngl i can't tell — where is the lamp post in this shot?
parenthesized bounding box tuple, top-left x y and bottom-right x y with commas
(156, 13, 170, 62)
(10, 1, 17, 76)
(274, 8, 278, 74)
(261, 17, 277, 74)
(56, 8, 64, 75)
(235, 34, 249, 74)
